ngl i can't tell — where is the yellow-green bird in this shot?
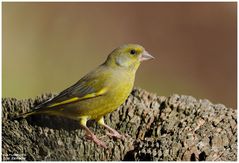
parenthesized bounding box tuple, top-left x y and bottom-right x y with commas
(18, 44, 154, 148)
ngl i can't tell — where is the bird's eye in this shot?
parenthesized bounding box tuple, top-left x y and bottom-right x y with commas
(130, 49, 136, 55)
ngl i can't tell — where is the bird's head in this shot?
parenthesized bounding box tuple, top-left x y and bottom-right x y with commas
(104, 44, 154, 72)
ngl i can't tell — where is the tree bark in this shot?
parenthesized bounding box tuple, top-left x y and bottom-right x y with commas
(2, 88, 237, 161)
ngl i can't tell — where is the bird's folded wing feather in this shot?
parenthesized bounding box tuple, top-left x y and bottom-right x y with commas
(33, 71, 109, 110)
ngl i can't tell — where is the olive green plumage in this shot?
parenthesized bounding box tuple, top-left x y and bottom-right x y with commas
(19, 44, 154, 148)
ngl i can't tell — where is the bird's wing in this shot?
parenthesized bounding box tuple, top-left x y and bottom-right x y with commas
(34, 69, 109, 110)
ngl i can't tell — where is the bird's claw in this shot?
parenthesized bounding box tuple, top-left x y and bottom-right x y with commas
(106, 131, 125, 140)
(86, 134, 107, 148)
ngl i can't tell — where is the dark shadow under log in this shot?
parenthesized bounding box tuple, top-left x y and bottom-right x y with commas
(2, 88, 237, 161)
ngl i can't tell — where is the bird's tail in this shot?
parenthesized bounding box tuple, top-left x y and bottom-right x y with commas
(10, 110, 38, 120)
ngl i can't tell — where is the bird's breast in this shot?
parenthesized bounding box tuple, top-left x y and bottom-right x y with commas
(90, 70, 135, 119)
(103, 72, 134, 111)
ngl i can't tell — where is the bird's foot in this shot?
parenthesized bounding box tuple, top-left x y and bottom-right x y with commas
(106, 131, 125, 140)
(86, 134, 107, 148)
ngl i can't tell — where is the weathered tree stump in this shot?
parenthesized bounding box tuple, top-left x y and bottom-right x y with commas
(2, 88, 237, 161)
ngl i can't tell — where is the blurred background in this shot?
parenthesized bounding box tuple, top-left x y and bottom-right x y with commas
(2, 2, 237, 109)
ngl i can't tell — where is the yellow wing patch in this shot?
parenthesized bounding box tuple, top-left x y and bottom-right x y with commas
(80, 87, 108, 100)
(47, 87, 108, 108)
(48, 97, 79, 107)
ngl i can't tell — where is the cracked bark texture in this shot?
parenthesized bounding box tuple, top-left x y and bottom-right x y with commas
(2, 88, 237, 161)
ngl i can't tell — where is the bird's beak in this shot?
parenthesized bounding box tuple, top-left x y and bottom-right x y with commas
(140, 51, 155, 61)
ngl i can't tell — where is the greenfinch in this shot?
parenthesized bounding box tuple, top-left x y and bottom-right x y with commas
(18, 44, 154, 148)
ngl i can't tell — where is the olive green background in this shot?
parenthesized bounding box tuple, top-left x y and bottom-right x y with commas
(2, 2, 237, 108)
